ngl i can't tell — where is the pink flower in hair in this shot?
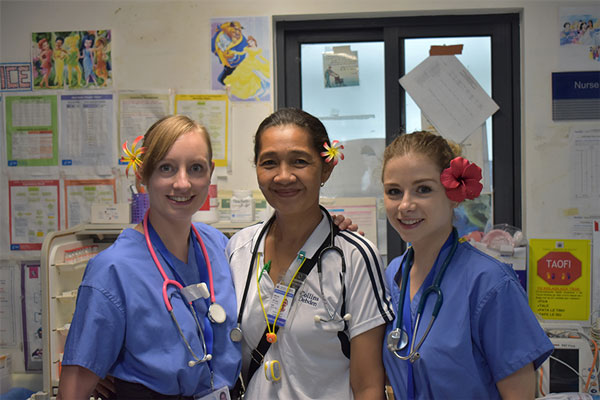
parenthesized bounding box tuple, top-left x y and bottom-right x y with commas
(320, 140, 344, 166)
(440, 157, 483, 203)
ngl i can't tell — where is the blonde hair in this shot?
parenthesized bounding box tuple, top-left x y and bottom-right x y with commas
(381, 131, 461, 180)
(140, 115, 212, 184)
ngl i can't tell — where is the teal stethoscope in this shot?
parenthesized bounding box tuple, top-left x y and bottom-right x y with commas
(386, 228, 458, 363)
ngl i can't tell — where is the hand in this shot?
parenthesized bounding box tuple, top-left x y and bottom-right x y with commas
(93, 375, 116, 400)
(332, 214, 364, 236)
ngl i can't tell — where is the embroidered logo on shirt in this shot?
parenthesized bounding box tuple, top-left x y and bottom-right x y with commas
(298, 290, 320, 307)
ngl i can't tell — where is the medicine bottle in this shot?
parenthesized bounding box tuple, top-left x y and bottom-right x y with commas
(231, 189, 254, 223)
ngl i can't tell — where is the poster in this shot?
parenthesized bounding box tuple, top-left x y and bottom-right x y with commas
(210, 17, 270, 101)
(323, 45, 359, 88)
(174, 94, 229, 167)
(60, 93, 115, 166)
(118, 92, 171, 159)
(0, 62, 32, 92)
(21, 261, 42, 370)
(528, 238, 591, 322)
(559, 7, 600, 69)
(4, 94, 58, 166)
(9, 179, 60, 251)
(31, 30, 112, 90)
(64, 179, 117, 228)
(0, 264, 16, 347)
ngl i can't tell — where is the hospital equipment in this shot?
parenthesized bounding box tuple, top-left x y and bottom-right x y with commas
(539, 328, 599, 395)
(386, 228, 458, 363)
(230, 205, 350, 343)
(143, 211, 225, 367)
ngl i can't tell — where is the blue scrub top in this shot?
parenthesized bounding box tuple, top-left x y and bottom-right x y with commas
(382, 236, 553, 400)
(62, 223, 241, 397)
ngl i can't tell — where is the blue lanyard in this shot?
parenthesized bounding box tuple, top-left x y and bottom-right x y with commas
(146, 221, 214, 356)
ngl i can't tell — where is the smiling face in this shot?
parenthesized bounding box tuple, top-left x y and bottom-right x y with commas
(256, 124, 331, 217)
(145, 129, 214, 229)
(383, 152, 456, 251)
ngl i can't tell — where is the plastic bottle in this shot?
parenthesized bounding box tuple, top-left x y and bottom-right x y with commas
(230, 189, 254, 223)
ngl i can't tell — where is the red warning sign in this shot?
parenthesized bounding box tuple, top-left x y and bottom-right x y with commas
(537, 252, 581, 285)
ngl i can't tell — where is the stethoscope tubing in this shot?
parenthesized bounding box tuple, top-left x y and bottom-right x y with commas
(389, 228, 458, 361)
(143, 210, 217, 310)
(234, 206, 347, 337)
(142, 209, 216, 366)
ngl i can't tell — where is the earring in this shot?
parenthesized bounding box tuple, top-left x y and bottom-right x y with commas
(320, 182, 325, 187)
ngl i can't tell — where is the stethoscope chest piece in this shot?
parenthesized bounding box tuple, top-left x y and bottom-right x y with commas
(208, 303, 227, 324)
(386, 328, 408, 352)
(230, 325, 243, 342)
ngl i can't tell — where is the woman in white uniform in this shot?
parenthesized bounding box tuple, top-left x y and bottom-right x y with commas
(227, 108, 394, 399)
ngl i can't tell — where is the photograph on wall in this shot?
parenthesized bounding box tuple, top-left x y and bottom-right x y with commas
(559, 7, 600, 69)
(31, 30, 112, 90)
(323, 45, 359, 88)
(210, 17, 270, 101)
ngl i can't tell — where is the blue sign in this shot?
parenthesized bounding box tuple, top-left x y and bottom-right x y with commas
(552, 71, 600, 120)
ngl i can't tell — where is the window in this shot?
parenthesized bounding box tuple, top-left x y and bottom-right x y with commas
(275, 13, 520, 261)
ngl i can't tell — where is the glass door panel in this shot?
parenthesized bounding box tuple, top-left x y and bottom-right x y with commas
(300, 42, 387, 254)
(404, 37, 494, 237)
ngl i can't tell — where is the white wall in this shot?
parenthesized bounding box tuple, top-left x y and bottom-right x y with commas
(1, 0, 598, 387)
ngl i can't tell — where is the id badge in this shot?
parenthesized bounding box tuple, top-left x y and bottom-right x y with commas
(267, 283, 295, 327)
(195, 386, 230, 400)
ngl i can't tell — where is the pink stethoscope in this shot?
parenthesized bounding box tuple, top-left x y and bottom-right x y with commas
(143, 210, 226, 367)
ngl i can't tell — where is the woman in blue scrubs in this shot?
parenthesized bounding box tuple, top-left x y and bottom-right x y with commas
(381, 131, 553, 399)
(57, 115, 241, 399)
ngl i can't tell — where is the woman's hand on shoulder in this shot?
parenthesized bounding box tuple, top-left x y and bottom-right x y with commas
(332, 214, 364, 236)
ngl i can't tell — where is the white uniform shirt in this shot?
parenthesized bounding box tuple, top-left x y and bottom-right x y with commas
(226, 213, 394, 400)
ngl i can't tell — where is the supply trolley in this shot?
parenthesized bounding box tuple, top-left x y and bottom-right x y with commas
(39, 223, 131, 399)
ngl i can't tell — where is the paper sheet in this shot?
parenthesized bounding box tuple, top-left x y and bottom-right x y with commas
(9, 179, 60, 251)
(569, 127, 600, 216)
(64, 179, 117, 228)
(0, 264, 16, 347)
(118, 92, 171, 153)
(4, 94, 58, 166)
(321, 197, 378, 247)
(399, 55, 499, 143)
(175, 94, 229, 167)
(59, 93, 115, 166)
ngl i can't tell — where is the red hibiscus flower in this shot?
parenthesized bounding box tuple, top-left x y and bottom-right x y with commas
(440, 157, 483, 202)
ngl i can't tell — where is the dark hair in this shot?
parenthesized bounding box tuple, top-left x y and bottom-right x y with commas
(253, 108, 330, 165)
(381, 131, 460, 181)
(140, 115, 212, 184)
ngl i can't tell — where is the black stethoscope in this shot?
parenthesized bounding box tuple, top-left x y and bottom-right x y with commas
(386, 228, 458, 363)
(229, 205, 350, 343)
(143, 210, 226, 367)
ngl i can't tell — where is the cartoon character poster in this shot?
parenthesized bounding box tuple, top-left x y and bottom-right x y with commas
(559, 7, 600, 69)
(210, 17, 270, 102)
(31, 30, 112, 90)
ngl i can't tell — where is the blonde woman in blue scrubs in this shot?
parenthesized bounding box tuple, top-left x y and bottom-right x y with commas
(381, 131, 553, 399)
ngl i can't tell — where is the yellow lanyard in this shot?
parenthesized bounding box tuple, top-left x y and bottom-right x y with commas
(256, 252, 306, 343)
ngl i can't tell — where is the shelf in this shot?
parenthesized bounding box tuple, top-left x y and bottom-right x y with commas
(53, 324, 71, 336)
(53, 260, 88, 272)
(53, 290, 77, 302)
